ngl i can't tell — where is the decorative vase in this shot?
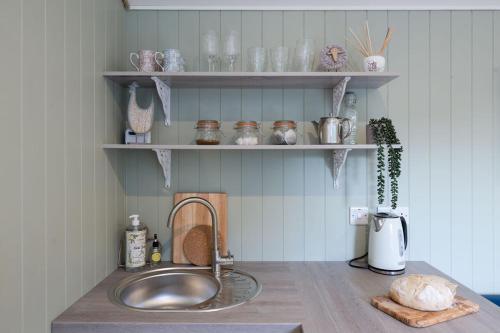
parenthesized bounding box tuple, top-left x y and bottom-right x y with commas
(127, 83, 154, 134)
(366, 124, 375, 144)
(363, 55, 385, 72)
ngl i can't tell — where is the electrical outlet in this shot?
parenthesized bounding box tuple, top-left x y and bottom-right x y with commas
(377, 206, 409, 224)
(350, 207, 369, 225)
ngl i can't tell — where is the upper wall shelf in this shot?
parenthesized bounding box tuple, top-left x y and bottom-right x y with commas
(103, 71, 399, 89)
(102, 144, 394, 150)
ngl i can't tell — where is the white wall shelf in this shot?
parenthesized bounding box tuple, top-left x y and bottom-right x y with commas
(102, 144, 394, 150)
(103, 144, 402, 189)
(123, 0, 500, 10)
(103, 71, 398, 89)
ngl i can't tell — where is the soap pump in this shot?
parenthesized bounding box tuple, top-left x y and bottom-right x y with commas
(125, 214, 147, 272)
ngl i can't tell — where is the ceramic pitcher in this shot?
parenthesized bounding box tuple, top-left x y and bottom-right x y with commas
(130, 50, 157, 72)
(154, 49, 183, 72)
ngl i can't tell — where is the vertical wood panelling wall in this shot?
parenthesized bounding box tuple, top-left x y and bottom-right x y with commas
(123, 9, 500, 294)
(0, 1, 125, 332)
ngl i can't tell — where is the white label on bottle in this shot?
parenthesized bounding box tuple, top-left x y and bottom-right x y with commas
(126, 229, 146, 268)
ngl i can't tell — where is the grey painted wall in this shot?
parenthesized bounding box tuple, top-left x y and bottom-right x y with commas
(0, 0, 125, 332)
(1, 5, 499, 332)
(123, 10, 500, 294)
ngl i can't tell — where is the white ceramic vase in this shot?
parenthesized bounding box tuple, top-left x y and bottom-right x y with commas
(363, 55, 385, 72)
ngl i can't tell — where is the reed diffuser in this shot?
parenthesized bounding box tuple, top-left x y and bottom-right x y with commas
(347, 22, 393, 72)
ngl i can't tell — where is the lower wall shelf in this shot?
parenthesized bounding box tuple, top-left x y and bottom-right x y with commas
(103, 144, 401, 189)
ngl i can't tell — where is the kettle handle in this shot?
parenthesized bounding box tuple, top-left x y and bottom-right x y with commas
(341, 118, 352, 142)
(400, 216, 408, 250)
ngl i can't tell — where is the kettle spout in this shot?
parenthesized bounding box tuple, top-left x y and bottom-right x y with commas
(373, 216, 384, 232)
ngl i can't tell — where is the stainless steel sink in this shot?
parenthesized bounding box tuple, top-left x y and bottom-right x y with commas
(109, 267, 261, 312)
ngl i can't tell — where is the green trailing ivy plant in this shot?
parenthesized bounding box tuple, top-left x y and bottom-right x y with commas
(368, 117, 402, 209)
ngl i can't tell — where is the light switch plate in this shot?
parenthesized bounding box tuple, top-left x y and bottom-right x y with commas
(350, 207, 369, 225)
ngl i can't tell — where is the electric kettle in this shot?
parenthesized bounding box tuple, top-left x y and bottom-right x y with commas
(368, 212, 408, 275)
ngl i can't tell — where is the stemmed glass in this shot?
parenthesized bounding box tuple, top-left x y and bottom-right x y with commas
(202, 30, 219, 72)
(223, 30, 240, 72)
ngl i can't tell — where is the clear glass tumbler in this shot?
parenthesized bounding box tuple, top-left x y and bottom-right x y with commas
(294, 38, 315, 72)
(247, 47, 267, 72)
(270, 46, 289, 72)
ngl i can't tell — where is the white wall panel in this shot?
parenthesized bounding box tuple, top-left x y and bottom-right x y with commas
(0, 0, 125, 332)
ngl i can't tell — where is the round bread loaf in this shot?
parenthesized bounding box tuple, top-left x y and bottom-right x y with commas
(389, 274, 457, 311)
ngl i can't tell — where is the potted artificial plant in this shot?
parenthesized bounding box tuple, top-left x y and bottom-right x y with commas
(367, 118, 403, 209)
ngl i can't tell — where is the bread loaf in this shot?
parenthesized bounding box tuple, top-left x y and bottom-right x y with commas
(389, 274, 457, 311)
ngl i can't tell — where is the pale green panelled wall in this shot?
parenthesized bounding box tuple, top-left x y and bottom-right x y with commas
(123, 10, 500, 294)
(0, 0, 125, 332)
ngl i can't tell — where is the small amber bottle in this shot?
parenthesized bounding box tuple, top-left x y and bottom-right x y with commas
(150, 234, 161, 266)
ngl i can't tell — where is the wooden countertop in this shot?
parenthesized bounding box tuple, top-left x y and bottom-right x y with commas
(52, 262, 500, 333)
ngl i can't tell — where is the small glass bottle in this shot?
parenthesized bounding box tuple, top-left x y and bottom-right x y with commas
(341, 92, 358, 144)
(234, 121, 260, 145)
(150, 234, 161, 267)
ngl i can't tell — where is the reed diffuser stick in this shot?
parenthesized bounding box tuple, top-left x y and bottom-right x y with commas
(378, 27, 394, 55)
(346, 38, 368, 57)
(365, 21, 374, 55)
(349, 27, 370, 56)
(349, 23, 394, 57)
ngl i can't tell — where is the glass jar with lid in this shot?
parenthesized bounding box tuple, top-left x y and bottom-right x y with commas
(234, 121, 260, 145)
(195, 120, 221, 145)
(272, 120, 297, 145)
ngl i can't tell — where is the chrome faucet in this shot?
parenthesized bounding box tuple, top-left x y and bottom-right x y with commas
(167, 197, 233, 277)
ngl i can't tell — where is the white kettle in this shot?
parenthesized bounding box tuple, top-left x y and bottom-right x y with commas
(368, 212, 408, 275)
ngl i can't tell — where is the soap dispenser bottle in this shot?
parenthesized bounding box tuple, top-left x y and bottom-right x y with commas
(125, 214, 147, 272)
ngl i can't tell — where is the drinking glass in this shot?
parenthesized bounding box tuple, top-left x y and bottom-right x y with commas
(202, 30, 219, 72)
(223, 30, 240, 72)
(294, 38, 315, 72)
(247, 47, 267, 72)
(270, 46, 289, 72)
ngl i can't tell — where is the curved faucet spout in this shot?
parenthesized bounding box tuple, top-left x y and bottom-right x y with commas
(167, 197, 233, 277)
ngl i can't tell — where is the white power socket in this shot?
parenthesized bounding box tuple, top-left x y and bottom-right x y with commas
(377, 206, 409, 224)
(350, 207, 369, 225)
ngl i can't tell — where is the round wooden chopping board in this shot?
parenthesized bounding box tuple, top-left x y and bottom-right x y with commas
(183, 225, 221, 266)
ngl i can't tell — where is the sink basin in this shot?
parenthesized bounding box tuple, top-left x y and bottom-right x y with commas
(109, 267, 261, 312)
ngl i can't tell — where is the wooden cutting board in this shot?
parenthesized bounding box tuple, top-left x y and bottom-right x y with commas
(172, 192, 227, 264)
(371, 295, 479, 328)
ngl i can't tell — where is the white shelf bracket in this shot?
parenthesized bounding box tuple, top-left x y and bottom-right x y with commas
(151, 76, 171, 126)
(332, 149, 351, 189)
(153, 149, 172, 188)
(332, 76, 351, 116)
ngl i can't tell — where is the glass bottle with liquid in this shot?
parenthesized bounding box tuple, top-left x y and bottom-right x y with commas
(150, 234, 162, 267)
(125, 214, 147, 272)
(341, 92, 358, 144)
